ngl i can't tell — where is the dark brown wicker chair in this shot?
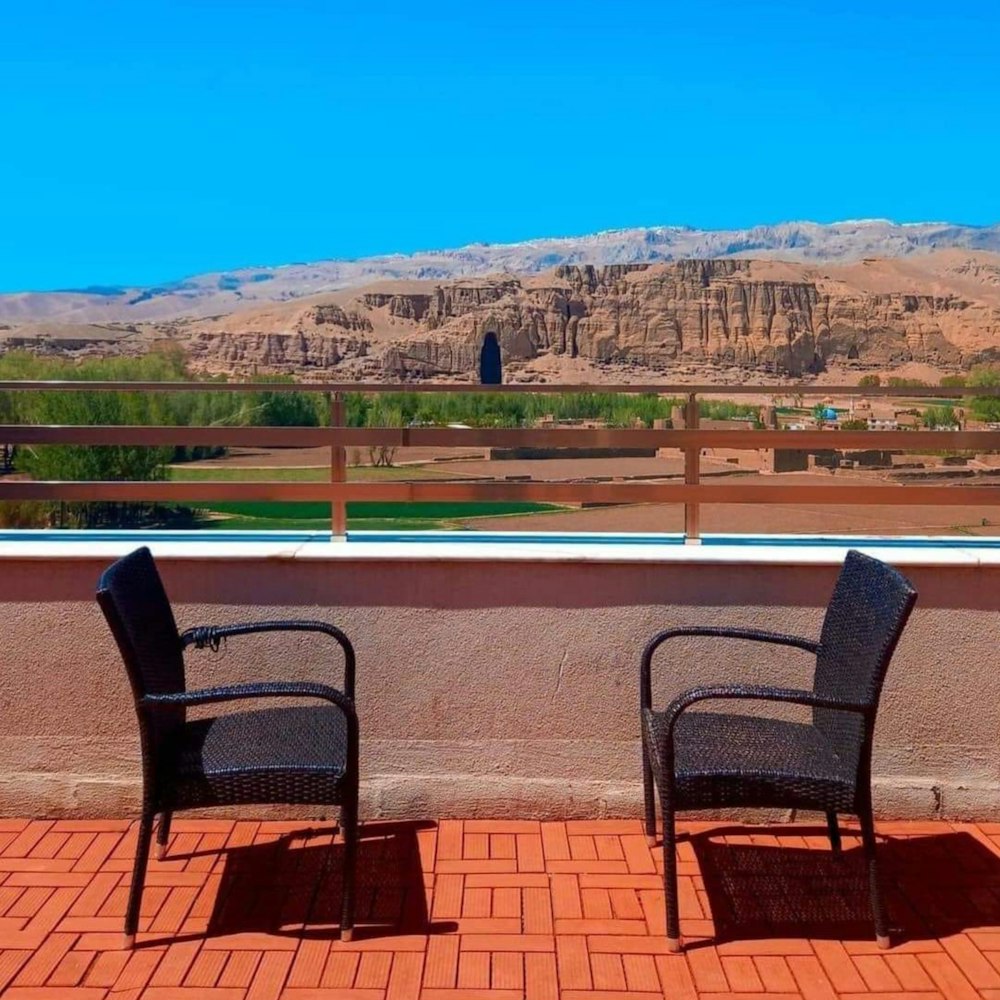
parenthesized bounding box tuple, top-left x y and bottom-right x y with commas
(641, 550, 917, 952)
(97, 546, 359, 949)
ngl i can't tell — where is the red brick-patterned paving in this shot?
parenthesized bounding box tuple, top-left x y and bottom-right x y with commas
(2, 817, 1000, 998)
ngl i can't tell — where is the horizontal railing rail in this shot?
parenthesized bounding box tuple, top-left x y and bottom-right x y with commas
(3, 425, 1000, 451)
(2, 380, 1000, 540)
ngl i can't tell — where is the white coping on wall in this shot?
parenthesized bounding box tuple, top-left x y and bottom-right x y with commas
(1, 533, 999, 567)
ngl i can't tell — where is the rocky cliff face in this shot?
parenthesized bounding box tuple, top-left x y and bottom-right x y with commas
(357, 259, 1000, 378)
(184, 330, 372, 371)
(7, 254, 1000, 380)
(304, 304, 372, 331)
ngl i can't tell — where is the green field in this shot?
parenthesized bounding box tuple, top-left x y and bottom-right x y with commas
(202, 499, 562, 531)
(167, 465, 562, 530)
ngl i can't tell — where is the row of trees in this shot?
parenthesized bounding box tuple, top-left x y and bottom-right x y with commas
(0, 348, 322, 527)
(345, 391, 761, 431)
(0, 350, 764, 449)
(3, 347, 1000, 528)
(856, 368, 1000, 422)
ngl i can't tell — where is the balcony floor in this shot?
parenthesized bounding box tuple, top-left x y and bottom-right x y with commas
(0, 817, 998, 999)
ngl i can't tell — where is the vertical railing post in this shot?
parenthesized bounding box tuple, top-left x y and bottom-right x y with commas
(684, 392, 700, 542)
(330, 391, 347, 541)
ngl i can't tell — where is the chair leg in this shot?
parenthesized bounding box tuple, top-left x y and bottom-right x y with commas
(662, 801, 681, 952)
(156, 811, 172, 861)
(124, 810, 154, 949)
(642, 749, 657, 847)
(826, 811, 841, 854)
(859, 807, 890, 949)
(339, 791, 359, 942)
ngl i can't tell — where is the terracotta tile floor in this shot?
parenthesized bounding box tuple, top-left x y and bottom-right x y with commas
(1, 818, 1000, 999)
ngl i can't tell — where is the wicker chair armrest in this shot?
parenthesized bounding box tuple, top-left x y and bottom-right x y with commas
(644, 627, 819, 660)
(640, 627, 819, 709)
(180, 620, 356, 699)
(658, 683, 868, 744)
(181, 620, 353, 651)
(142, 681, 356, 718)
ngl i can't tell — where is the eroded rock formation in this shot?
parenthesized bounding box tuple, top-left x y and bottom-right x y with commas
(7, 254, 1000, 380)
(360, 259, 1000, 378)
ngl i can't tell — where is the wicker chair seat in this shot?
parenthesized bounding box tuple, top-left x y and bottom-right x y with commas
(643, 708, 855, 812)
(167, 705, 350, 809)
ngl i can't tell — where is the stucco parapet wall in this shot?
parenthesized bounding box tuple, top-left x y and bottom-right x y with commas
(2, 533, 1000, 821)
(3, 532, 1000, 567)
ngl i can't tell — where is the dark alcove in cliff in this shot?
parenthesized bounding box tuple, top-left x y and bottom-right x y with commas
(479, 331, 502, 384)
(847, 344, 860, 360)
(807, 351, 827, 375)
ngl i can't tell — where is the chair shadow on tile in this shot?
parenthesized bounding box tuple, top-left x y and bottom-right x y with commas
(148, 820, 456, 945)
(688, 825, 1000, 948)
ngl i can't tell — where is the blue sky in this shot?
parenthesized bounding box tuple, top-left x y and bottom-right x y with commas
(1, 0, 998, 292)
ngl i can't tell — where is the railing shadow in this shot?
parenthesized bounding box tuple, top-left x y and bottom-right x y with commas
(150, 820, 456, 945)
(690, 824, 1000, 947)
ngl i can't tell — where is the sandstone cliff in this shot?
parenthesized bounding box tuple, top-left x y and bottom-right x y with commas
(6, 252, 1000, 381)
(324, 255, 1000, 378)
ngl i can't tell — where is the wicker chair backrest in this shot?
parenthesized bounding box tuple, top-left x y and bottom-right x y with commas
(814, 549, 917, 769)
(97, 546, 186, 753)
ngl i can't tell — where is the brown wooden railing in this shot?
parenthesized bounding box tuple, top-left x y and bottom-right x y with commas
(2, 380, 1000, 540)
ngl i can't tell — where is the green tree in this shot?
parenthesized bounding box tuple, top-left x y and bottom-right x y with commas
(0, 387, 17, 472)
(2, 350, 185, 526)
(246, 375, 324, 428)
(17, 389, 173, 527)
(364, 400, 403, 466)
(922, 405, 957, 429)
(969, 366, 1000, 423)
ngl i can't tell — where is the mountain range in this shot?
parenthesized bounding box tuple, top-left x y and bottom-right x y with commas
(2, 220, 1000, 326)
